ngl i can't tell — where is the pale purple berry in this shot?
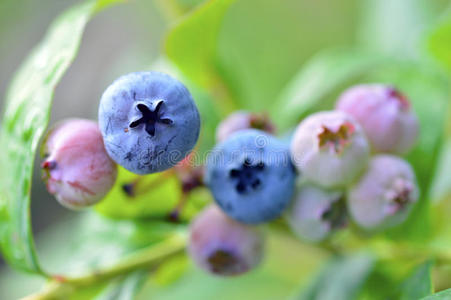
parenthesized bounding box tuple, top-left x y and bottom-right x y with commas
(41, 119, 117, 209)
(347, 155, 419, 230)
(290, 111, 370, 188)
(216, 111, 275, 142)
(188, 205, 264, 276)
(336, 84, 419, 154)
(286, 185, 346, 242)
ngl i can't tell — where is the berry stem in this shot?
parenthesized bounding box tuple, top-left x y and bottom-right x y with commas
(122, 170, 175, 197)
(23, 233, 187, 300)
(168, 193, 188, 222)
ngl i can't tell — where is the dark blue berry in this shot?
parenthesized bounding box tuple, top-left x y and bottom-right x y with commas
(98, 71, 200, 174)
(206, 129, 296, 224)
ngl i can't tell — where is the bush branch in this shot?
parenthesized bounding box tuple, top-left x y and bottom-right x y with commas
(22, 233, 187, 300)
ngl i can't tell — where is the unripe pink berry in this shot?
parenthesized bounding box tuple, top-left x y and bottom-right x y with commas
(41, 119, 117, 209)
(286, 184, 346, 242)
(336, 84, 419, 154)
(290, 111, 370, 188)
(347, 155, 419, 230)
(188, 205, 264, 276)
(216, 111, 275, 142)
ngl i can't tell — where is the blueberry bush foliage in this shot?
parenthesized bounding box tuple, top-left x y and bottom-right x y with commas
(0, 0, 450, 299)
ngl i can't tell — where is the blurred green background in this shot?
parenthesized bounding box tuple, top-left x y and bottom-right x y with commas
(0, 0, 450, 299)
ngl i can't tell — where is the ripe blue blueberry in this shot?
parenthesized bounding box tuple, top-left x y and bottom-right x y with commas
(286, 184, 346, 242)
(189, 205, 264, 276)
(206, 129, 296, 224)
(98, 71, 200, 174)
(347, 155, 419, 230)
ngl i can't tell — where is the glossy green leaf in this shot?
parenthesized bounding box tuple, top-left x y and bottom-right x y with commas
(298, 253, 374, 300)
(0, 0, 122, 274)
(95, 270, 148, 300)
(400, 261, 434, 300)
(273, 49, 384, 130)
(421, 288, 451, 300)
(427, 13, 451, 73)
(165, 0, 236, 89)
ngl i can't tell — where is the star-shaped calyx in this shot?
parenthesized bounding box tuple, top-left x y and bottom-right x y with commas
(229, 158, 265, 194)
(129, 100, 173, 136)
(317, 121, 355, 154)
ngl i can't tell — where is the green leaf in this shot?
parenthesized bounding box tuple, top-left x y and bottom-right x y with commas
(215, 0, 361, 114)
(430, 138, 451, 203)
(155, 0, 206, 17)
(95, 270, 148, 300)
(428, 109, 451, 248)
(421, 288, 451, 300)
(298, 253, 374, 300)
(167, 0, 364, 117)
(38, 212, 184, 277)
(427, 13, 451, 73)
(0, 213, 178, 298)
(0, 0, 122, 274)
(358, 0, 432, 58)
(152, 254, 189, 286)
(400, 261, 434, 300)
(165, 0, 236, 89)
(358, 259, 411, 300)
(273, 49, 384, 130)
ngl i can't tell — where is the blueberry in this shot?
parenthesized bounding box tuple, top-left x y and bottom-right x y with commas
(188, 205, 264, 276)
(98, 71, 200, 174)
(41, 119, 117, 209)
(347, 155, 419, 230)
(336, 84, 419, 154)
(291, 111, 370, 188)
(206, 129, 296, 224)
(216, 111, 275, 142)
(286, 184, 346, 242)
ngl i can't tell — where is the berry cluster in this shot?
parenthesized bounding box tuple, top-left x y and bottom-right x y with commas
(40, 71, 419, 277)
